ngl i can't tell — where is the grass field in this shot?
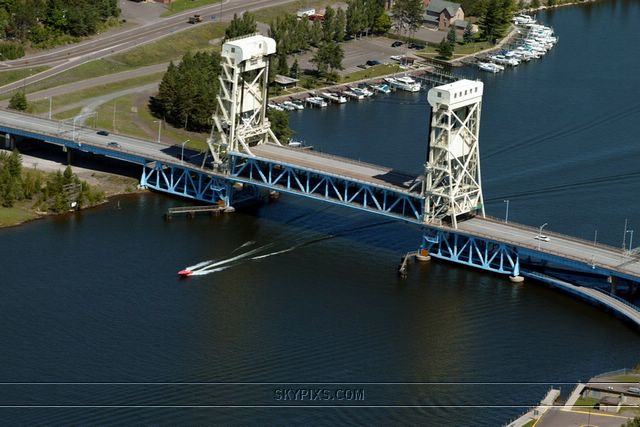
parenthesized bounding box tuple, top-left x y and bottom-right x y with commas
(573, 396, 599, 408)
(0, 205, 38, 228)
(29, 72, 164, 114)
(253, 0, 344, 24)
(6, 22, 226, 99)
(341, 64, 402, 83)
(161, 0, 222, 16)
(53, 107, 83, 120)
(94, 93, 209, 153)
(0, 66, 50, 89)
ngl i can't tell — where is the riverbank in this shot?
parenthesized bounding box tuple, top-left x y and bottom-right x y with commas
(0, 150, 140, 229)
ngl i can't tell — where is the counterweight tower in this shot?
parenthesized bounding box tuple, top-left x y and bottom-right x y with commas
(424, 80, 485, 228)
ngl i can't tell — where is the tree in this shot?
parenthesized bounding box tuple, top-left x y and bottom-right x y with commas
(8, 90, 28, 111)
(391, 0, 424, 37)
(623, 417, 640, 427)
(436, 38, 454, 59)
(463, 22, 474, 43)
(547, 0, 557, 6)
(531, 0, 540, 7)
(224, 12, 257, 40)
(335, 8, 347, 41)
(289, 58, 299, 78)
(7, 149, 21, 178)
(309, 20, 323, 47)
(372, 13, 392, 35)
(277, 53, 289, 76)
(322, 6, 336, 42)
(447, 26, 457, 45)
(311, 41, 344, 76)
(266, 109, 293, 142)
(150, 51, 222, 132)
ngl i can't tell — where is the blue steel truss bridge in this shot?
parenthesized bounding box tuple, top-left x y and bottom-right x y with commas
(0, 35, 638, 327)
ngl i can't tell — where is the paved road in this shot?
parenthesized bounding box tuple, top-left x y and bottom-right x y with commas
(0, 0, 298, 94)
(458, 217, 640, 278)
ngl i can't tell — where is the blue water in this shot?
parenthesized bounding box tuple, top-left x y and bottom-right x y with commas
(1, 1, 639, 425)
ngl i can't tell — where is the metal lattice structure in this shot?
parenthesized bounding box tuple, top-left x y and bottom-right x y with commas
(421, 228, 521, 277)
(229, 153, 425, 222)
(209, 35, 280, 165)
(424, 80, 485, 228)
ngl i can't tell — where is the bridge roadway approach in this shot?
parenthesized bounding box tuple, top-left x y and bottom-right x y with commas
(1, 108, 640, 304)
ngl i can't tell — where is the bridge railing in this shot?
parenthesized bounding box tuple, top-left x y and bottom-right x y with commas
(593, 288, 640, 310)
(450, 217, 640, 276)
(481, 215, 633, 257)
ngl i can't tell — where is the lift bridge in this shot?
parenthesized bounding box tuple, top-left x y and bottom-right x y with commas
(0, 35, 638, 322)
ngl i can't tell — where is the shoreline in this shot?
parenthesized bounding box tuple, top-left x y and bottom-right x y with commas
(0, 151, 143, 229)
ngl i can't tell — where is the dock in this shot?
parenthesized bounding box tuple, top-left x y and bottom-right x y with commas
(165, 204, 226, 220)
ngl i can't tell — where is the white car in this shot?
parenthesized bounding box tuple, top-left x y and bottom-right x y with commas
(534, 235, 550, 242)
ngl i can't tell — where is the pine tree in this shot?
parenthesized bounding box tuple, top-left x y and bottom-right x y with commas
(224, 12, 257, 40)
(436, 39, 454, 59)
(289, 58, 299, 78)
(277, 53, 289, 76)
(323, 6, 336, 42)
(8, 90, 28, 111)
(447, 26, 457, 45)
(335, 8, 347, 41)
(391, 0, 424, 37)
(463, 23, 474, 43)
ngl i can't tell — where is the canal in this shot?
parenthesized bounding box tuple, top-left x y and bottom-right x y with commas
(1, 0, 639, 424)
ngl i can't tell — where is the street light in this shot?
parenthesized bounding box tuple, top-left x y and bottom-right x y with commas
(538, 222, 548, 250)
(503, 199, 509, 224)
(48, 97, 52, 120)
(154, 119, 162, 143)
(626, 229, 634, 254)
(181, 139, 190, 164)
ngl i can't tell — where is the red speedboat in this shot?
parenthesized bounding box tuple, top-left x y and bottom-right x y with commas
(178, 269, 193, 277)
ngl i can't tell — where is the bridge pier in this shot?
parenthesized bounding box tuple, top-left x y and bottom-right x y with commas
(420, 228, 523, 281)
(4, 132, 13, 149)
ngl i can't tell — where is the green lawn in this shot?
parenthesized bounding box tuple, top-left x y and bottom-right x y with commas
(161, 0, 222, 16)
(0, 66, 49, 88)
(573, 396, 599, 408)
(6, 22, 226, 99)
(53, 107, 83, 120)
(609, 374, 640, 383)
(341, 64, 402, 83)
(29, 72, 164, 114)
(521, 420, 536, 427)
(0, 206, 38, 227)
(94, 93, 209, 152)
(253, 0, 344, 24)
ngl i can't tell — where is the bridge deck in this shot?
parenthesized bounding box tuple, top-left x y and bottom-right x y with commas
(251, 144, 420, 193)
(458, 217, 640, 278)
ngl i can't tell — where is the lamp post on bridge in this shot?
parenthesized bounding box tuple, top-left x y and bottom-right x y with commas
(503, 199, 509, 224)
(626, 229, 634, 255)
(538, 222, 548, 250)
(154, 119, 162, 143)
(181, 139, 190, 164)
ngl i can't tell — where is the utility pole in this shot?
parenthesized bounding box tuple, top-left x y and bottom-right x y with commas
(504, 199, 509, 224)
(112, 101, 116, 131)
(623, 218, 628, 252)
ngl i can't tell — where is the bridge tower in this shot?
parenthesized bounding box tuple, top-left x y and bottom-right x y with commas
(208, 34, 280, 166)
(423, 79, 485, 229)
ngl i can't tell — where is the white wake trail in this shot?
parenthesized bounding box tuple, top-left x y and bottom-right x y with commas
(232, 240, 256, 253)
(251, 246, 297, 260)
(190, 265, 233, 276)
(197, 244, 274, 272)
(186, 259, 215, 271)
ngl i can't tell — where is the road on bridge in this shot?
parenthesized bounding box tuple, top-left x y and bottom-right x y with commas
(458, 217, 640, 278)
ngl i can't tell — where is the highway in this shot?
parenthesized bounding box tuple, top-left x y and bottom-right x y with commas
(0, 0, 298, 94)
(458, 217, 640, 277)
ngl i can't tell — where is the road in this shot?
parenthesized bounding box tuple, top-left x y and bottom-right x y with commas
(0, 0, 298, 94)
(458, 217, 640, 278)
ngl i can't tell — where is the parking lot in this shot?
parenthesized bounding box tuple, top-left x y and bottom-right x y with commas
(293, 36, 424, 75)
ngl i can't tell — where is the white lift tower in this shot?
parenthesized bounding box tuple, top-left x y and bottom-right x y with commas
(209, 34, 280, 165)
(424, 80, 485, 228)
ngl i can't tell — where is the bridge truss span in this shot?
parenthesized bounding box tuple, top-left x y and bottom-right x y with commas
(229, 151, 425, 223)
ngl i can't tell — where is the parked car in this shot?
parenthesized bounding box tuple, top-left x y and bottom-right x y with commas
(391, 41, 403, 47)
(408, 42, 425, 50)
(107, 141, 120, 148)
(366, 60, 382, 66)
(97, 130, 109, 136)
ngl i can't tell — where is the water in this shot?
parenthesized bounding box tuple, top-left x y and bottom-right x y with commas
(1, 1, 640, 424)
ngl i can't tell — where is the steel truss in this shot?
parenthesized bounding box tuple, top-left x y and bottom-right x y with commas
(421, 228, 521, 277)
(140, 162, 231, 205)
(229, 154, 424, 222)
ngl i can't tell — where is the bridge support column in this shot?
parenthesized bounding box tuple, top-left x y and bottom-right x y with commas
(608, 276, 618, 295)
(421, 228, 522, 279)
(4, 133, 13, 149)
(416, 248, 431, 262)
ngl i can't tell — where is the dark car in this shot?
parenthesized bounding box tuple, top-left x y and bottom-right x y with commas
(97, 130, 110, 136)
(408, 42, 425, 50)
(366, 60, 382, 66)
(107, 141, 120, 148)
(391, 41, 403, 47)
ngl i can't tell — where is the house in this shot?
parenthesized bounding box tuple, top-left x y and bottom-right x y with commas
(273, 75, 299, 90)
(424, 0, 465, 31)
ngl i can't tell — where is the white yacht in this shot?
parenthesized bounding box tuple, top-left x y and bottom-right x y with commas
(386, 76, 420, 92)
(477, 62, 503, 73)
